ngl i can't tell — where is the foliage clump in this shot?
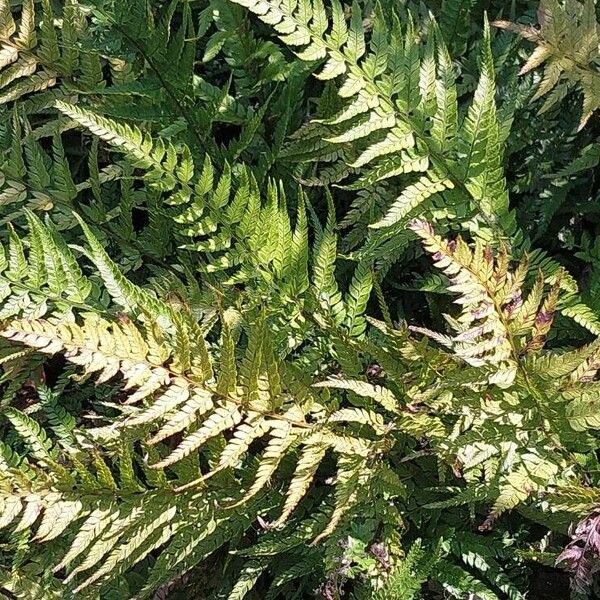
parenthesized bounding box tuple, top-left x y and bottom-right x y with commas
(0, 0, 598, 598)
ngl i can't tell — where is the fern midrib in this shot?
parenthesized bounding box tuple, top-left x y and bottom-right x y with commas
(460, 100, 488, 186)
(5, 485, 186, 501)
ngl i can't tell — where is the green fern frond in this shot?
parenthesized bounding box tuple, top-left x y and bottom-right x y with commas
(231, 0, 514, 234)
(56, 102, 186, 186)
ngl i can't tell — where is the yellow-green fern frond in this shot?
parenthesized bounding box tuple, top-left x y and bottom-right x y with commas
(495, 0, 600, 129)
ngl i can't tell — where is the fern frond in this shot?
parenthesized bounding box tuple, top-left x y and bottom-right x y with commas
(370, 173, 454, 229)
(56, 102, 185, 184)
(495, 0, 600, 129)
(408, 219, 515, 371)
(231, 0, 513, 233)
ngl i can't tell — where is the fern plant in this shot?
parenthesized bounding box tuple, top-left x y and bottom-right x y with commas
(1, 215, 598, 597)
(0, 0, 598, 598)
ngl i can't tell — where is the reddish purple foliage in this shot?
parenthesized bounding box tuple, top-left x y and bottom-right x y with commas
(557, 508, 600, 596)
(370, 542, 391, 570)
(535, 310, 554, 326)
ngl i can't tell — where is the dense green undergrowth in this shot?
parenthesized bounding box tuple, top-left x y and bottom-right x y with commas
(0, 0, 599, 598)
